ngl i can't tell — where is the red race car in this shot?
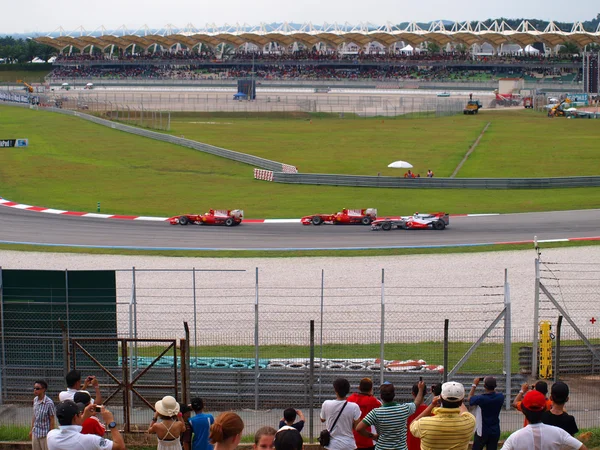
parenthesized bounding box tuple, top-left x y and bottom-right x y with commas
(169, 209, 243, 226)
(301, 208, 377, 226)
(371, 212, 449, 231)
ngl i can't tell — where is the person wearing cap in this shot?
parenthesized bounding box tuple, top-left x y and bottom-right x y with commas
(30, 380, 55, 450)
(348, 378, 382, 450)
(467, 376, 504, 450)
(189, 397, 214, 450)
(409, 381, 475, 450)
(513, 381, 552, 427)
(148, 395, 187, 450)
(502, 390, 588, 450)
(541, 381, 579, 436)
(73, 391, 105, 437)
(357, 380, 425, 450)
(47, 400, 125, 450)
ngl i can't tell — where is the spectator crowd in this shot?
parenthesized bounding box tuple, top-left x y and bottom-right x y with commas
(30, 369, 589, 450)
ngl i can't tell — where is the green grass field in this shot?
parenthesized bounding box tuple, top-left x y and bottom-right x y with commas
(0, 69, 50, 83)
(1, 106, 599, 218)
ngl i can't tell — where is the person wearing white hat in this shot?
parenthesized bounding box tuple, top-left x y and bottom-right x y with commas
(148, 396, 187, 450)
(409, 381, 475, 450)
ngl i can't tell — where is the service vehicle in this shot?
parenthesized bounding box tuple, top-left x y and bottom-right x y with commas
(301, 208, 377, 226)
(371, 212, 449, 231)
(463, 100, 482, 114)
(169, 209, 243, 226)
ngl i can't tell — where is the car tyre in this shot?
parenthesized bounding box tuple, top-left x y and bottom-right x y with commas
(312, 216, 323, 226)
(433, 220, 446, 230)
(381, 222, 392, 231)
(179, 216, 189, 226)
(225, 218, 235, 227)
(361, 217, 372, 225)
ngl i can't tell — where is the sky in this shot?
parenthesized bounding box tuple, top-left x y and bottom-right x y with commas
(1, 0, 598, 35)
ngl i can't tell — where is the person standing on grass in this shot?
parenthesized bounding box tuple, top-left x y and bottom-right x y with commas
(467, 376, 504, 450)
(189, 397, 215, 450)
(348, 377, 382, 450)
(30, 380, 56, 450)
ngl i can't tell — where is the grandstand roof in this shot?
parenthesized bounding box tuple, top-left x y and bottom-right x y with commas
(34, 21, 600, 51)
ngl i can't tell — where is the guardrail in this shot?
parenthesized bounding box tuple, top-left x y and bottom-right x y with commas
(272, 173, 600, 189)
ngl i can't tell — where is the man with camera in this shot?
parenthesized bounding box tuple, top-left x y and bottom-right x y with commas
(47, 401, 125, 450)
(74, 391, 106, 436)
(467, 376, 504, 450)
(59, 370, 102, 405)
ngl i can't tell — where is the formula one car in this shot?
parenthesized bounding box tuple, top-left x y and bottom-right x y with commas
(169, 209, 243, 226)
(371, 212, 449, 231)
(301, 208, 377, 226)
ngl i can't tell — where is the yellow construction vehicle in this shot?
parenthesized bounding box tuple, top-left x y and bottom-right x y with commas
(548, 98, 571, 117)
(17, 79, 34, 93)
(463, 100, 482, 114)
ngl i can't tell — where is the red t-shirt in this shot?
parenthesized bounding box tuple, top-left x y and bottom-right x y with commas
(348, 393, 382, 449)
(81, 416, 106, 436)
(406, 404, 427, 450)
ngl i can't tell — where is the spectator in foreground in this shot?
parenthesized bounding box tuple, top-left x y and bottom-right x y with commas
(409, 381, 475, 450)
(179, 403, 193, 450)
(73, 391, 105, 436)
(513, 381, 552, 427)
(148, 395, 186, 449)
(348, 377, 381, 450)
(406, 381, 428, 450)
(357, 380, 425, 450)
(467, 376, 504, 450)
(502, 390, 587, 450)
(59, 369, 102, 405)
(189, 397, 215, 450)
(47, 401, 125, 450)
(30, 380, 55, 450)
(274, 427, 303, 450)
(209, 412, 244, 450)
(542, 381, 579, 436)
(253, 426, 276, 450)
(320, 377, 361, 450)
(278, 408, 305, 432)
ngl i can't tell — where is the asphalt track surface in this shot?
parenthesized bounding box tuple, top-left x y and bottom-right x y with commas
(1, 207, 599, 250)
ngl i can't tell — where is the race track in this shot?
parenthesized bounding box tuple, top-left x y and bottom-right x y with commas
(1, 206, 599, 250)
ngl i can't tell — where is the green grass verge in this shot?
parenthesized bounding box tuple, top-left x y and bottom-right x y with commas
(0, 239, 599, 258)
(0, 69, 50, 83)
(0, 425, 29, 441)
(1, 106, 599, 218)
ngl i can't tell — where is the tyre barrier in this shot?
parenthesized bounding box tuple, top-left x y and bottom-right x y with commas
(347, 364, 366, 370)
(326, 363, 346, 370)
(367, 364, 383, 371)
(267, 362, 288, 369)
(229, 362, 250, 369)
(286, 362, 307, 370)
(210, 361, 230, 369)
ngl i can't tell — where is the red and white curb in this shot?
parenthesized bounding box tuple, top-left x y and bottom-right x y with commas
(0, 197, 498, 223)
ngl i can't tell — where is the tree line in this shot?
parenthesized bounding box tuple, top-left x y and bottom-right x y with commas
(0, 36, 55, 63)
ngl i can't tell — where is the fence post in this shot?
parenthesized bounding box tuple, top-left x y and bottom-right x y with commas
(192, 268, 197, 362)
(380, 269, 385, 385)
(182, 322, 190, 405)
(65, 269, 70, 339)
(309, 320, 315, 443)
(254, 267, 259, 411)
(319, 269, 324, 403)
(121, 339, 130, 432)
(504, 269, 512, 410)
(532, 255, 540, 378)
(554, 316, 563, 382)
(443, 319, 449, 383)
(59, 321, 70, 375)
(0, 266, 4, 405)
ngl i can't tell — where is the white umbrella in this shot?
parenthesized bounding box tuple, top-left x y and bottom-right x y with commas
(86, 82, 93, 86)
(61, 83, 69, 86)
(388, 160, 413, 169)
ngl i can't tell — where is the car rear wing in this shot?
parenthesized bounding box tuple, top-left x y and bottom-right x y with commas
(230, 209, 244, 219)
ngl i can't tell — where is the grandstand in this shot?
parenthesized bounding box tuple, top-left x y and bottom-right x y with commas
(33, 21, 597, 85)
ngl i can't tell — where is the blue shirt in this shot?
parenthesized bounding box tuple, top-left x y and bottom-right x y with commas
(189, 412, 215, 450)
(469, 391, 504, 436)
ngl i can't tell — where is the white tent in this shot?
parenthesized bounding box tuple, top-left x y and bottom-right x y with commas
(30, 57, 46, 63)
(399, 44, 414, 53)
(519, 45, 540, 54)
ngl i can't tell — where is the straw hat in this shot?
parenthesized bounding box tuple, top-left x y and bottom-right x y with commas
(155, 396, 180, 417)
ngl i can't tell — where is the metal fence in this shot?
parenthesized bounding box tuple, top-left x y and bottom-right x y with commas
(1, 264, 599, 436)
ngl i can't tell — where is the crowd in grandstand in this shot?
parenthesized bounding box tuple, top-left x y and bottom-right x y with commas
(48, 63, 581, 83)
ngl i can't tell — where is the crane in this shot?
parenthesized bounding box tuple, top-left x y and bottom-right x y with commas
(17, 79, 34, 93)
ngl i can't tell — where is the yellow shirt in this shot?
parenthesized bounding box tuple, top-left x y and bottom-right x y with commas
(409, 407, 475, 450)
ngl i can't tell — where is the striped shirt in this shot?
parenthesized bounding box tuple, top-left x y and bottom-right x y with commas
(363, 402, 417, 450)
(409, 407, 475, 450)
(33, 395, 56, 438)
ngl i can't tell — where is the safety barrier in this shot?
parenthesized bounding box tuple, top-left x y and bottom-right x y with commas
(272, 172, 600, 189)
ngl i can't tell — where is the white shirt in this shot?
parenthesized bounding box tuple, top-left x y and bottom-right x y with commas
(501, 423, 583, 450)
(59, 389, 94, 403)
(47, 425, 113, 450)
(320, 399, 361, 450)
